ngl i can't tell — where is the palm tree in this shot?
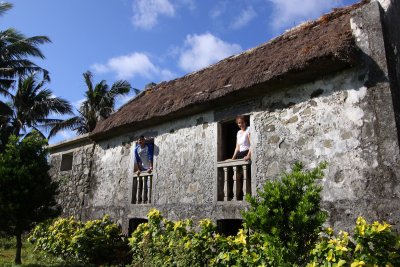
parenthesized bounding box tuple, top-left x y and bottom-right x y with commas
(0, 2, 51, 91)
(49, 71, 131, 137)
(0, 72, 73, 149)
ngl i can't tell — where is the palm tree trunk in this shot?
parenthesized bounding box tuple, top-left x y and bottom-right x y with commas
(15, 231, 22, 264)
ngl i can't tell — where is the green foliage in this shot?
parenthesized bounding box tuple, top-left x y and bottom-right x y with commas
(242, 162, 328, 265)
(130, 209, 290, 267)
(28, 217, 81, 259)
(308, 217, 400, 267)
(28, 215, 129, 266)
(0, 132, 59, 264)
(130, 209, 218, 267)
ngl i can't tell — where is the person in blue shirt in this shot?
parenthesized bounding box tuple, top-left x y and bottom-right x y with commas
(134, 135, 154, 175)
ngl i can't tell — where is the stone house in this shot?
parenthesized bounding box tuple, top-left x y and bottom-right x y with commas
(49, 0, 400, 234)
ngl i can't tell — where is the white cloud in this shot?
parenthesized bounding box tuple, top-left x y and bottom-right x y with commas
(267, 0, 342, 31)
(178, 33, 242, 72)
(177, 0, 195, 11)
(132, 0, 175, 30)
(91, 53, 158, 79)
(59, 130, 74, 140)
(231, 6, 257, 29)
(91, 52, 175, 81)
(73, 98, 85, 110)
(210, 1, 227, 19)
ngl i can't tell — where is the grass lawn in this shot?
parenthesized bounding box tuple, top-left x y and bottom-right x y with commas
(0, 237, 81, 267)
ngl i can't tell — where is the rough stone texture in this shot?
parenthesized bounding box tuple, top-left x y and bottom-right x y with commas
(380, 0, 400, 145)
(49, 143, 95, 219)
(252, 68, 399, 231)
(48, 1, 400, 234)
(153, 112, 216, 205)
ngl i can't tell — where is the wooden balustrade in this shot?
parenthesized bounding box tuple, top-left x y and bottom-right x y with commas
(132, 172, 153, 204)
(217, 159, 251, 201)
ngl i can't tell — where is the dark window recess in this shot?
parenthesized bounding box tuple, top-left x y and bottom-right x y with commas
(218, 116, 250, 161)
(217, 219, 244, 236)
(60, 153, 73, 171)
(128, 218, 148, 236)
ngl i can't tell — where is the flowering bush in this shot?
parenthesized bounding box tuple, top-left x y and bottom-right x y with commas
(28, 215, 128, 265)
(130, 209, 290, 266)
(308, 217, 400, 267)
(130, 209, 218, 267)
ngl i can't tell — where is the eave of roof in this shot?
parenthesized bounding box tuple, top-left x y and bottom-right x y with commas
(90, 1, 367, 140)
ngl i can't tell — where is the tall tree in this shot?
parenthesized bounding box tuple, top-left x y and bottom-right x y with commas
(0, 2, 51, 91)
(0, 73, 73, 150)
(0, 131, 60, 264)
(49, 71, 131, 137)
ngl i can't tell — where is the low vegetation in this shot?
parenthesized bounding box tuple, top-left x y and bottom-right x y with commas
(21, 163, 400, 266)
(28, 215, 129, 266)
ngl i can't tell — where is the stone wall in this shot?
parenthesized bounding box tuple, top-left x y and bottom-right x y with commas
(252, 68, 399, 230)
(48, 1, 400, 233)
(49, 141, 95, 219)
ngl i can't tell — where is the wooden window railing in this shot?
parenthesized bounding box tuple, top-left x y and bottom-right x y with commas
(217, 159, 251, 201)
(132, 173, 153, 204)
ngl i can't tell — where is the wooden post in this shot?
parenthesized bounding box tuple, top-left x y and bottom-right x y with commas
(143, 176, 148, 203)
(242, 164, 248, 197)
(137, 176, 142, 204)
(232, 166, 237, 200)
(132, 176, 137, 204)
(148, 175, 152, 204)
(223, 167, 229, 201)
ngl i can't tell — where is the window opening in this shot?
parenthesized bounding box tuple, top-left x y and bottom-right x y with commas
(128, 218, 148, 236)
(217, 116, 251, 201)
(217, 219, 244, 236)
(60, 153, 73, 171)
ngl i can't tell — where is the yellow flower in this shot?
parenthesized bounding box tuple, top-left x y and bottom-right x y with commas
(377, 222, 391, 232)
(173, 221, 183, 231)
(326, 249, 334, 262)
(147, 208, 161, 219)
(335, 244, 348, 252)
(233, 229, 247, 245)
(356, 217, 367, 236)
(326, 227, 334, 236)
(351, 260, 366, 267)
(200, 218, 212, 228)
(184, 241, 191, 249)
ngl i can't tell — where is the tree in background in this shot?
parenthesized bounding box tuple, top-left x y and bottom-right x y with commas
(49, 71, 131, 137)
(0, 73, 73, 150)
(0, 2, 50, 92)
(0, 131, 60, 264)
(0, 2, 58, 149)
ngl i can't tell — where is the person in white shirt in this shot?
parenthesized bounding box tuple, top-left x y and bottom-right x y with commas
(231, 115, 251, 161)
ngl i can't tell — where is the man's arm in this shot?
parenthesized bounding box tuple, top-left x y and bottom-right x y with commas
(134, 146, 143, 171)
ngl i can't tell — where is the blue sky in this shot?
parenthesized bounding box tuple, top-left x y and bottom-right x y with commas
(2, 0, 358, 144)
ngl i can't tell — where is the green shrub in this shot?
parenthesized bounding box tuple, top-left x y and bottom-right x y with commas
(28, 216, 81, 259)
(130, 209, 218, 267)
(28, 215, 128, 266)
(130, 209, 291, 267)
(70, 215, 129, 265)
(242, 162, 328, 265)
(308, 217, 400, 267)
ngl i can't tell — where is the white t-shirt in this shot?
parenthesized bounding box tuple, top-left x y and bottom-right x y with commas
(137, 145, 151, 170)
(237, 126, 250, 152)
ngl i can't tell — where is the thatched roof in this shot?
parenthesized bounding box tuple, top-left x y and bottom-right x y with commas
(91, 1, 367, 140)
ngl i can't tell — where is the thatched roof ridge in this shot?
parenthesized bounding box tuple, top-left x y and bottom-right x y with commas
(91, 1, 367, 139)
